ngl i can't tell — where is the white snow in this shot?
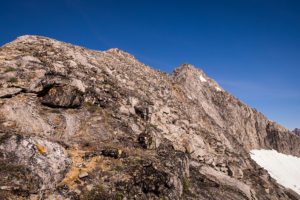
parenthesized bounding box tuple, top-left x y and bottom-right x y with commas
(215, 87, 221, 91)
(250, 149, 300, 195)
(199, 75, 207, 82)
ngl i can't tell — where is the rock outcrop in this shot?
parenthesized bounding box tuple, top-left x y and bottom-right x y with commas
(0, 134, 72, 193)
(0, 35, 299, 199)
(293, 128, 300, 136)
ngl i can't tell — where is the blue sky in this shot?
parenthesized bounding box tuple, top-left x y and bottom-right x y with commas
(0, 0, 299, 130)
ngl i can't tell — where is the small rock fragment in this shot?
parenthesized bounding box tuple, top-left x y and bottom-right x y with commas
(78, 171, 88, 179)
(102, 147, 127, 158)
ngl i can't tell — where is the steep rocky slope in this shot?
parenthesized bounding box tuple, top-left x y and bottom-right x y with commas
(0, 35, 299, 200)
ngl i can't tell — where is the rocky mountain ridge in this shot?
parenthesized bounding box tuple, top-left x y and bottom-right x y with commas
(0, 35, 299, 199)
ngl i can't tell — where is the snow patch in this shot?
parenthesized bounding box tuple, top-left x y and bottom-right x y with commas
(250, 149, 300, 195)
(199, 75, 207, 82)
(215, 87, 221, 91)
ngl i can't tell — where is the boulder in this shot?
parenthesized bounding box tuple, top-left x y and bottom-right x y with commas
(39, 85, 83, 108)
(0, 134, 72, 192)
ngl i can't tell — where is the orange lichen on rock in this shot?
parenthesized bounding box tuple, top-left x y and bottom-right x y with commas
(36, 145, 46, 154)
(48, 88, 57, 95)
(118, 149, 122, 155)
(59, 148, 105, 189)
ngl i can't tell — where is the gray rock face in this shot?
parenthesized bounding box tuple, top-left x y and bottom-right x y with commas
(0, 133, 71, 194)
(0, 35, 299, 199)
(293, 128, 300, 136)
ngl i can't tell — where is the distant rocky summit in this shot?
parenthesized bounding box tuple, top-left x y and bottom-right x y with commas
(0, 35, 300, 199)
(293, 128, 300, 136)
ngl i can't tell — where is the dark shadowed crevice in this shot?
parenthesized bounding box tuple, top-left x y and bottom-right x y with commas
(37, 84, 56, 98)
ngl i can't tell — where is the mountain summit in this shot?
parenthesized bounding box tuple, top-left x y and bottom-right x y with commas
(0, 35, 299, 199)
(293, 128, 300, 136)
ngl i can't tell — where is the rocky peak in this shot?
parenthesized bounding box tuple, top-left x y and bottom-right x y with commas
(293, 128, 300, 136)
(172, 63, 223, 93)
(106, 48, 135, 58)
(0, 35, 299, 199)
(172, 62, 197, 72)
(9, 35, 42, 44)
(172, 63, 207, 82)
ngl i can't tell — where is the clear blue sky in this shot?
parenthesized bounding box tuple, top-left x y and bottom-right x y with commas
(0, 0, 299, 130)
